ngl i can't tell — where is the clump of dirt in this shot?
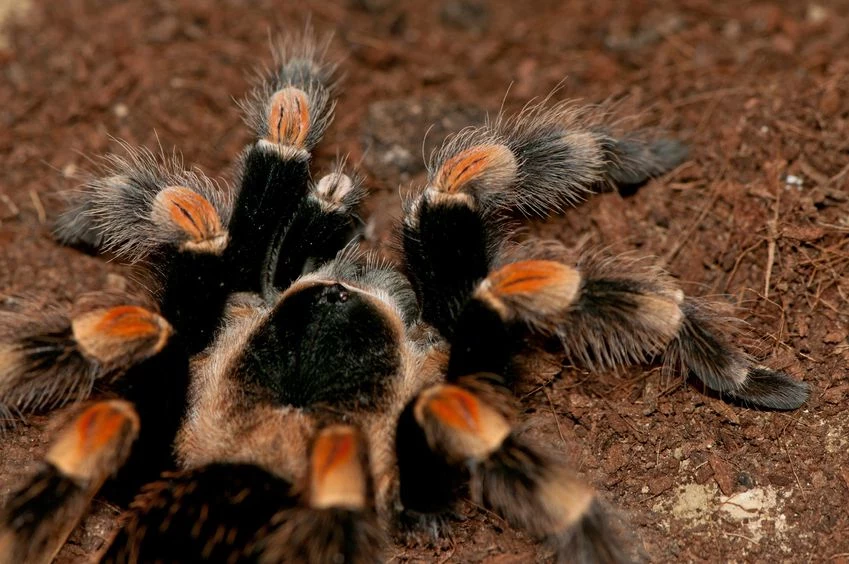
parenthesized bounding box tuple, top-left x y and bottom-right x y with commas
(1, 0, 848, 562)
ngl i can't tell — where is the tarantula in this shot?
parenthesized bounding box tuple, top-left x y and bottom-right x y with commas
(0, 30, 808, 563)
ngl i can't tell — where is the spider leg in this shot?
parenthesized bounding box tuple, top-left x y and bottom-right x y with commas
(265, 163, 366, 293)
(426, 102, 688, 218)
(54, 31, 347, 353)
(593, 131, 689, 196)
(402, 104, 686, 338)
(0, 297, 171, 423)
(0, 400, 139, 564)
(456, 253, 809, 409)
(0, 294, 191, 497)
(52, 142, 236, 353)
(100, 463, 297, 563)
(54, 145, 231, 264)
(228, 31, 346, 299)
(404, 104, 804, 410)
(254, 425, 384, 564)
(400, 378, 632, 563)
(401, 176, 500, 338)
(103, 425, 382, 563)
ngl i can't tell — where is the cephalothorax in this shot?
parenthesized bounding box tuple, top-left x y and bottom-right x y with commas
(0, 30, 808, 563)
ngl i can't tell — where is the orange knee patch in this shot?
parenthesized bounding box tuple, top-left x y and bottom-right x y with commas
(433, 144, 517, 194)
(477, 260, 582, 319)
(419, 385, 482, 434)
(309, 426, 367, 510)
(415, 385, 511, 460)
(71, 305, 171, 365)
(74, 401, 138, 452)
(46, 400, 139, 482)
(266, 87, 311, 148)
(152, 186, 227, 254)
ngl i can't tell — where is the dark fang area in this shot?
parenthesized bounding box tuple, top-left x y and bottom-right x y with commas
(237, 283, 401, 409)
(402, 198, 492, 339)
(102, 463, 295, 563)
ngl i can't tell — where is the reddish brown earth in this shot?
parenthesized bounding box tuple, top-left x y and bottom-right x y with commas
(1, 0, 848, 562)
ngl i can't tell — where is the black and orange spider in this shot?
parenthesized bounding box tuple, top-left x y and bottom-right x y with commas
(0, 30, 808, 563)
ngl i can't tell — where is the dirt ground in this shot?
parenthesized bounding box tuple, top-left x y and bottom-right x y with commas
(1, 0, 848, 562)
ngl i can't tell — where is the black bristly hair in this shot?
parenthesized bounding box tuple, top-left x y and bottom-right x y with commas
(102, 463, 297, 563)
(104, 338, 192, 503)
(598, 133, 690, 196)
(0, 467, 87, 563)
(225, 147, 312, 296)
(394, 399, 468, 518)
(445, 299, 519, 383)
(0, 401, 139, 563)
(266, 167, 366, 293)
(401, 194, 495, 338)
(666, 297, 809, 410)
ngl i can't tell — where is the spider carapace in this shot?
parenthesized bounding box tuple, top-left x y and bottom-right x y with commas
(0, 30, 808, 563)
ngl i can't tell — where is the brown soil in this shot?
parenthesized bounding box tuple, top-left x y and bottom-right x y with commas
(1, 0, 848, 562)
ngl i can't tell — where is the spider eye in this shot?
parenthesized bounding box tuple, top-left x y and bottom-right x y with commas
(321, 283, 349, 304)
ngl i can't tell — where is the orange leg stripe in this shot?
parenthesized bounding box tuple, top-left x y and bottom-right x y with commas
(423, 386, 482, 434)
(490, 260, 577, 297)
(435, 145, 509, 193)
(72, 305, 171, 364)
(266, 87, 311, 148)
(156, 186, 223, 243)
(93, 305, 163, 340)
(46, 400, 139, 481)
(311, 428, 358, 482)
(75, 401, 137, 452)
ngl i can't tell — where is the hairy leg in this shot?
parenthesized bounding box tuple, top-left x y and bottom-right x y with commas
(0, 401, 138, 564)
